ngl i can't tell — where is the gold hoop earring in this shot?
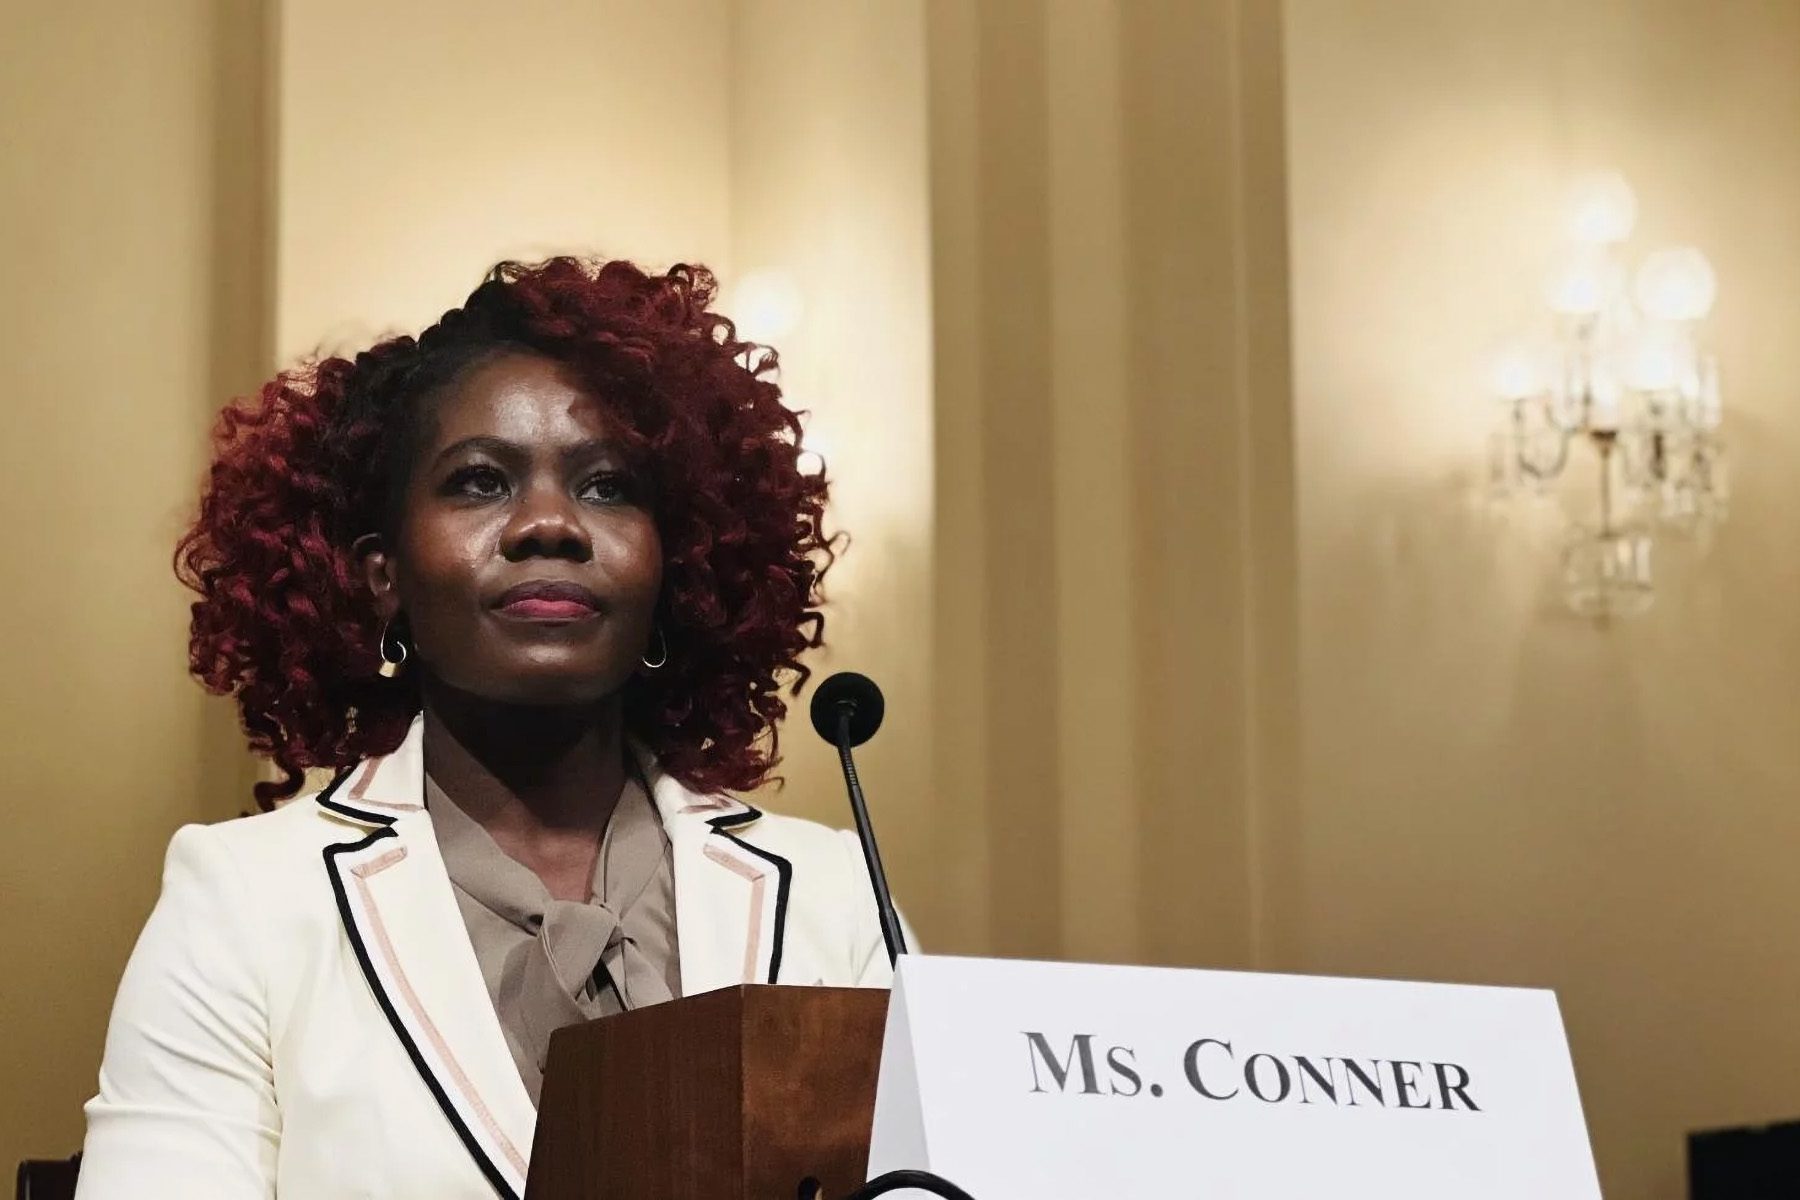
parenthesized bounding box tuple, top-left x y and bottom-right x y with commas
(378, 618, 410, 679)
(640, 625, 668, 671)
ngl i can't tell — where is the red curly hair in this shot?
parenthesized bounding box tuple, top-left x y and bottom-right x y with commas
(177, 257, 834, 808)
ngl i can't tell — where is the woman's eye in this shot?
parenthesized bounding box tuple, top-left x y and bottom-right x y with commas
(579, 472, 631, 504)
(446, 465, 508, 499)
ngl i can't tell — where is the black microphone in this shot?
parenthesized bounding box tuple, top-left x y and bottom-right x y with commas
(810, 671, 908, 966)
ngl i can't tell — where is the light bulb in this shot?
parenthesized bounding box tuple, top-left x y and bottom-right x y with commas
(1622, 325, 1684, 392)
(1547, 250, 1611, 316)
(1699, 358, 1723, 427)
(1588, 367, 1623, 431)
(1564, 171, 1638, 245)
(1635, 247, 1717, 321)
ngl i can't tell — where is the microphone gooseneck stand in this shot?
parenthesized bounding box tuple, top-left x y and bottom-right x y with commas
(808, 673, 975, 1200)
(811, 671, 906, 966)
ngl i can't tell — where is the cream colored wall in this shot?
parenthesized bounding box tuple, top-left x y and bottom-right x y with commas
(1282, 1, 1800, 1195)
(0, 0, 266, 1167)
(923, 0, 1296, 961)
(273, 0, 734, 362)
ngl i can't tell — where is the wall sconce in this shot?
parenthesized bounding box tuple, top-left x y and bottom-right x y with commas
(1487, 171, 1727, 618)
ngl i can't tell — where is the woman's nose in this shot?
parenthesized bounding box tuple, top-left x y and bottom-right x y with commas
(500, 484, 593, 562)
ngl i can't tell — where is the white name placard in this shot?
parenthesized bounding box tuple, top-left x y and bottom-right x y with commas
(868, 954, 1601, 1198)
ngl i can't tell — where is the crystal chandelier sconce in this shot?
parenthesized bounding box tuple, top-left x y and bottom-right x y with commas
(1488, 171, 1727, 619)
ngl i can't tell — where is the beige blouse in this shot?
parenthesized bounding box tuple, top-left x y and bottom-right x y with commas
(427, 772, 681, 1103)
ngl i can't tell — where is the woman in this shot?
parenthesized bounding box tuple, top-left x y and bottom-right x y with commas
(76, 258, 894, 1199)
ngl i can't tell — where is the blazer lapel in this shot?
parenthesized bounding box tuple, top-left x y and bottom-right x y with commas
(639, 755, 793, 997)
(320, 720, 535, 1200)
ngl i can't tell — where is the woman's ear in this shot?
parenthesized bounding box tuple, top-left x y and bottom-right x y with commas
(353, 533, 402, 621)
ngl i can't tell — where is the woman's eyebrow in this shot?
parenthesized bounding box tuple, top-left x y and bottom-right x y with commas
(430, 434, 620, 467)
(430, 435, 520, 466)
(561, 437, 622, 464)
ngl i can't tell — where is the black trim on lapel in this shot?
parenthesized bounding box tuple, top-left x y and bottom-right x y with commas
(318, 796, 396, 826)
(710, 820, 792, 985)
(315, 767, 353, 807)
(705, 803, 763, 831)
(320, 779, 521, 1200)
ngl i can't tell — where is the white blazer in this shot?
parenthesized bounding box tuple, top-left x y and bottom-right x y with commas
(76, 717, 896, 1199)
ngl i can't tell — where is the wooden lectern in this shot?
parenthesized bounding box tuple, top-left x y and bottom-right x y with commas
(525, 985, 889, 1200)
